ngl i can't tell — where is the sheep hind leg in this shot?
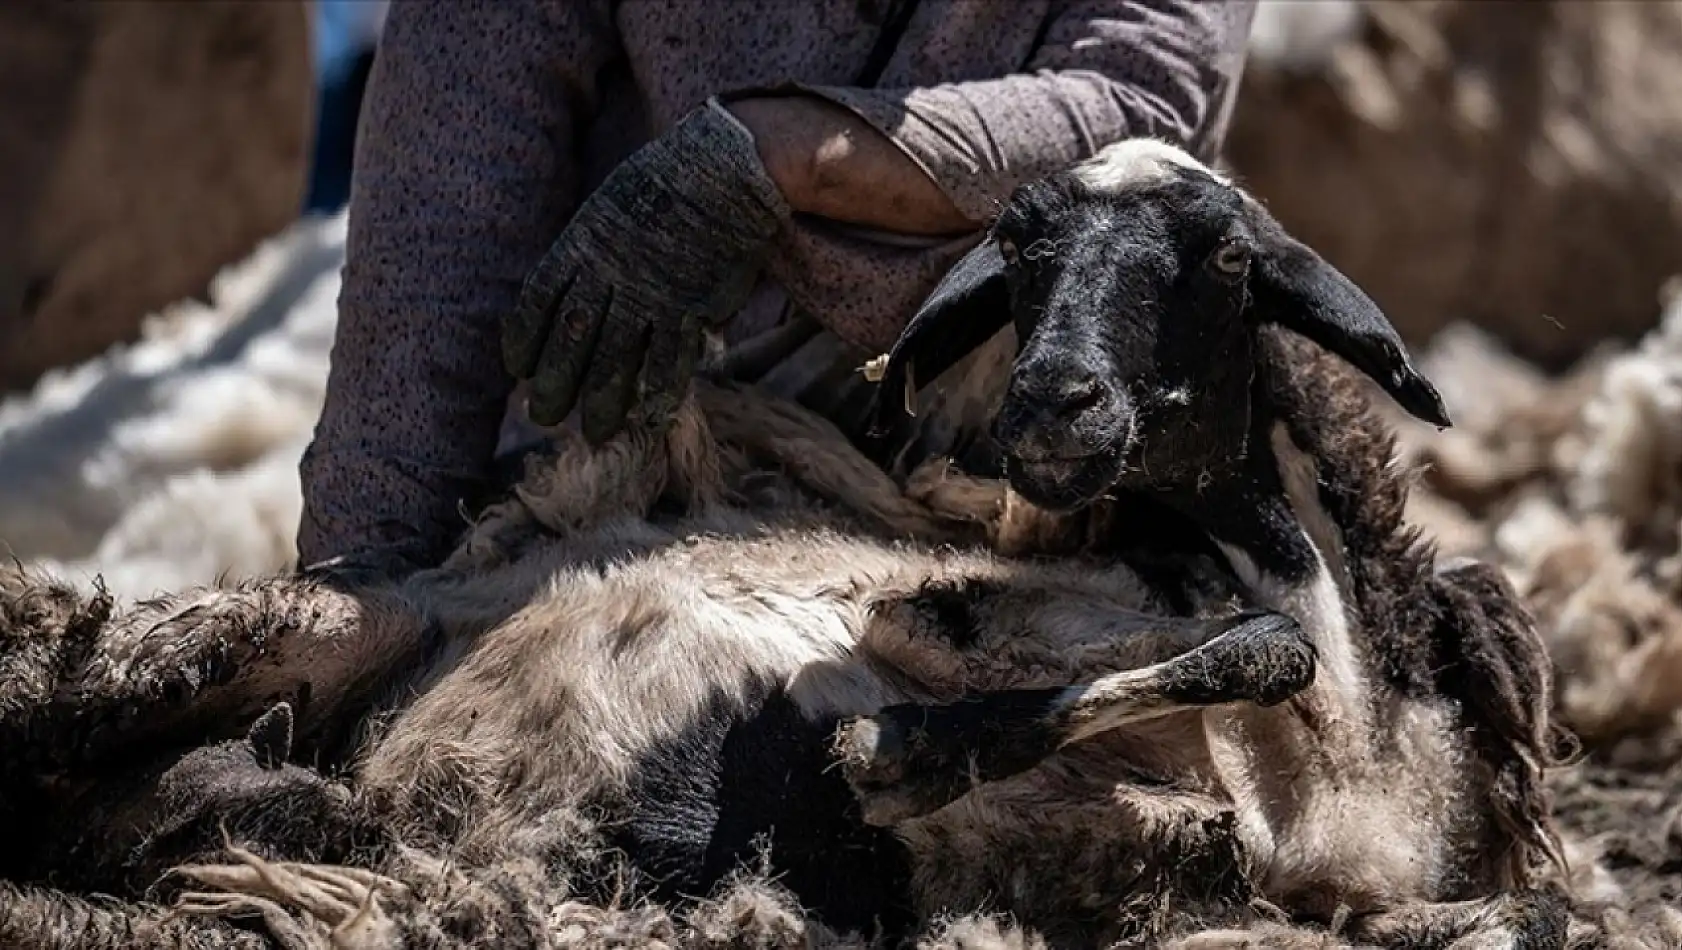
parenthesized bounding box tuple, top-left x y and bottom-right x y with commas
(906, 782, 1256, 945)
(1160, 889, 1575, 949)
(171, 846, 691, 950)
(837, 609, 1316, 827)
(0, 568, 427, 776)
(0, 880, 271, 950)
(172, 847, 408, 949)
(1341, 888, 1574, 949)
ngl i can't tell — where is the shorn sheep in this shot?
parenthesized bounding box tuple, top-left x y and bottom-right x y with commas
(0, 138, 1573, 948)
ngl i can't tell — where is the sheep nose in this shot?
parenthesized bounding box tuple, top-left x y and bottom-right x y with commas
(1042, 375, 1106, 417)
(994, 373, 1125, 460)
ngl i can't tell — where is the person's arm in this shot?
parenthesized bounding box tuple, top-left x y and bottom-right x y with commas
(296, 0, 618, 572)
(746, 0, 1260, 355)
(724, 97, 975, 238)
(769, 0, 1257, 223)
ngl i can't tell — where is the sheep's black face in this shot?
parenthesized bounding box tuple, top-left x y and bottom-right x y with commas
(987, 166, 1260, 510)
(870, 139, 1450, 515)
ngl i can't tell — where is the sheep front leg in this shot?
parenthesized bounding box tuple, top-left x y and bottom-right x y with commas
(859, 561, 1252, 701)
(838, 609, 1315, 826)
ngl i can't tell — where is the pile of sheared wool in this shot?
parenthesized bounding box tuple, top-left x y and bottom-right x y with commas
(0, 210, 346, 599)
(1245, 0, 1365, 74)
(1392, 280, 1682, 750)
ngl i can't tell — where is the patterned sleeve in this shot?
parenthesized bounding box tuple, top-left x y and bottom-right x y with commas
(798, 0, 1260, 220)
(296, 0, 619, 570)
(758, 0, 1260, 354)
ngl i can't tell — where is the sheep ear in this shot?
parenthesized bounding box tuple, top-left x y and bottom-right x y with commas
(1250, 224, 1452, 428)
(867, 238, 1012, 437)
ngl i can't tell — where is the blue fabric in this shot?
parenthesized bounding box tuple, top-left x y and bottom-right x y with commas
(314, 0, 384, 84)
(304, 0, 385, 214)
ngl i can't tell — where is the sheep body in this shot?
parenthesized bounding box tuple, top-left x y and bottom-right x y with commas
(0, 139, 1572, 948)
(3, 384, 1267, 943)
(0, 369, 1559, 948)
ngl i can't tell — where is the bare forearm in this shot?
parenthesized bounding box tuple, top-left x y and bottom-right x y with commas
(725, 94, 977, 238)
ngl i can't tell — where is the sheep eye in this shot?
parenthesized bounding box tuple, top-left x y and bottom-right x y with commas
(1211, 241, 1250, 277)
(997, 235, 1020, 266)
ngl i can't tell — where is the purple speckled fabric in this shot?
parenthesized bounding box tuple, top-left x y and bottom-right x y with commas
(298, 0, 1260, 570)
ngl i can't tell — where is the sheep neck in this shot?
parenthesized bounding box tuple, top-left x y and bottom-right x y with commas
(1142, 413, 1322, 588)
(1140, 393, 1373, 720)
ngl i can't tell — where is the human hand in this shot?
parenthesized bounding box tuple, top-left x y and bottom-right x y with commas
(504, 98, 791, 442)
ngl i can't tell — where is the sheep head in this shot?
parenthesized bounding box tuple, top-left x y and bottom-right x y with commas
(869, 137, 1450, 513)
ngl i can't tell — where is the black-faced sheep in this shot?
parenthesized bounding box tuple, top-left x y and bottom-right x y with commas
(0, 139, 1571, 949)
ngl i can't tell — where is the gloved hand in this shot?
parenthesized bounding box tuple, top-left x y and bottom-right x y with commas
(504, 97, 792, 443)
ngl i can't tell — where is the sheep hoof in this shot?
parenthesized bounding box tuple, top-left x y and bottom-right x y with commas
(836, 689, 1066, 827)
(1159, 610, 1317, 709)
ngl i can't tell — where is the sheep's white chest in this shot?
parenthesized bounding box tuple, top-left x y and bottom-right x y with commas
(1205, 422, 1445, 907)
(1214, 424, 1368, 736)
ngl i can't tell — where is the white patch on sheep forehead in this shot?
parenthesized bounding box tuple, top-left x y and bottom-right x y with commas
(1071, 138, 1227, 193)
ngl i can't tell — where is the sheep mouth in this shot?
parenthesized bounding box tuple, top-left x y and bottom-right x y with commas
(1005, 451, 1122, 508)
(1002, 425, 1136, 513)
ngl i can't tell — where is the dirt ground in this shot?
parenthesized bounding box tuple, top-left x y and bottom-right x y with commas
(1551, 740, 1682, 913)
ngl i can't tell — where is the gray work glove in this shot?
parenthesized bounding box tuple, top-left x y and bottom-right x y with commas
(504, 98, 792, 443)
